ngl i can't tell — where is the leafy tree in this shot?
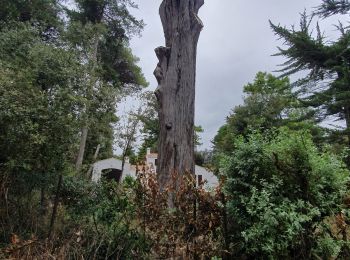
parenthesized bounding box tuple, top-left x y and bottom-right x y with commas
(137, 91, 159, 160)
(0, 0, 65, 45)
(194, 149, 213, 167)
(0, 21, 82, 239)
(0, 0, 148, 241)
(194, 125, 204, 146)
(213, 72, 321, 155)
(115, 106, 142, 169)
(0, 0, 61, 25)
(220, 128, 349, 259)
(65, 0, 147, 170)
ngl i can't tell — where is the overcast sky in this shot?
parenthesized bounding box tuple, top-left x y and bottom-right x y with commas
(128, 0, 341, 150)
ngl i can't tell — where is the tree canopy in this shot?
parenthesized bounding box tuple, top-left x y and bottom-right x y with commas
(270, 5, 350, 164)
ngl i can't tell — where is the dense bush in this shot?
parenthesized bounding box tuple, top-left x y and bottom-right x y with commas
(220, 128, 350, 259)
(60, 177, 151, 259)
(1, 177, 150, 259)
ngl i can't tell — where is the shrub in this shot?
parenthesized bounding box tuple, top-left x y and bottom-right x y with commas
(2, 177, 150, 259)
(220, 128, 350, 259)
(60, 176, 150, 259)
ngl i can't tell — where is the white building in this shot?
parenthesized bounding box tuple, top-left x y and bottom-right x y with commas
(134, 148, 218, 189)
(91, 157, 135, 183)
(92, 149, 218, 189)
(145, 148, 158, 173)
(194, 165, 218, 189)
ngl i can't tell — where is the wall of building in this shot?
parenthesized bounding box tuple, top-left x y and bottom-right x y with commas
(91, 153, 219, 190)
(195, 165, 218, 189)
(91, 158, 135, 182)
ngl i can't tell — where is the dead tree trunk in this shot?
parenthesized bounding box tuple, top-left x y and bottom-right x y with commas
(154, 0, 204, 188)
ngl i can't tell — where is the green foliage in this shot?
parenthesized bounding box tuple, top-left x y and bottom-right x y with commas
(0, 1, 148, 256)
(194, 125, 204, 146)
(232, 72, 293, 132)
(315, 0, 350, 17)
(0, 176, 150, 258)
(220, 128, 349, 258)
(213, 72, 322, 157)
(67, 0, 146, 90)
(195, 149, 213, 167)
(65, 0, 147, 165)
(0, 23, 80, 196)
(270, 9, 350, 157)
(57, 176, 150, 258)
(0, 0, 62, 26)
(3, 0, 350, 259)
(137, 92, 160, 160)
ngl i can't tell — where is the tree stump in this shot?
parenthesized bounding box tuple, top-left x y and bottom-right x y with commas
(154, 0, 204, 189)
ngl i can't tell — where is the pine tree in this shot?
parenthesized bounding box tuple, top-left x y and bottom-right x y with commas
(315, 0, 350, 17)
(270, 11, 350, 162)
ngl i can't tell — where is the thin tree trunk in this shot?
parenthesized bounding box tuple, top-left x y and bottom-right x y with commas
(48, 172, 63, 239)
(154, 0, 204, 189)
(121, 122, 138, 172)
(221, 192, 230, 260)
(121, 108, 141, 172)
(40, 187, 46, 215)
(75, 126, 88, 171)
(86, 144, 101, 178)
(75, 37, 99, 171)
(344, 104, 350, 167)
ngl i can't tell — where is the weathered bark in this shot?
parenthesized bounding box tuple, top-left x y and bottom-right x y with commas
(154, 0, 204, 189)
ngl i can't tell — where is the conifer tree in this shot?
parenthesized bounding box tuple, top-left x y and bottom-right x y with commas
(315, 0, 350, 17)
(270, 10, 350, 162)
